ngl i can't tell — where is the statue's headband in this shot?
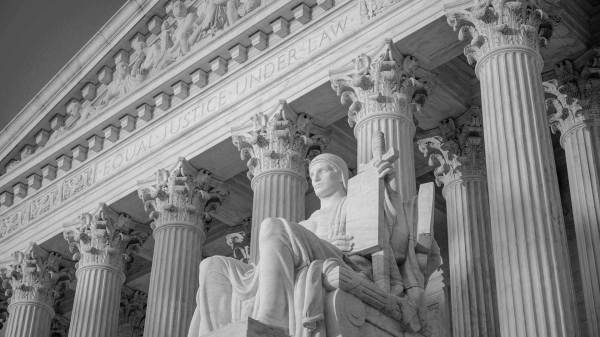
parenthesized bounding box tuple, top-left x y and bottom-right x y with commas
(309, 153, 349, 190)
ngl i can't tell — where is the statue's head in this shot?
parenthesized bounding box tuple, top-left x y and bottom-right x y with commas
(309, 153, 348, 199)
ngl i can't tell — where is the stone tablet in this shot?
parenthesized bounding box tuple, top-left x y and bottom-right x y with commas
(416, 182, 435, 250)
(345, 166, 386, 255)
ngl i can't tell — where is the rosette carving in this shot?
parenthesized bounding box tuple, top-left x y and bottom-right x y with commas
(417, 108, 485, 186)
(544, 51, 600, 136)
(330, 39, 429, 127)
(137, 158, 227, 231)
(447, 0, 560, 64)
(63, 204, 147, 271)
(0, 243, 69, 306)
(232, 100, 329, 180)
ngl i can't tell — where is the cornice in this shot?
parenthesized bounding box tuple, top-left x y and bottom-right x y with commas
(0, 0, 335, 204)
(0, 0, 449, 261)
(0, 0, 159, 166)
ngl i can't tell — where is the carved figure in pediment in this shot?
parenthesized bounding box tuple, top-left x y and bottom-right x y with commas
(165, 1, 198, 61)
(129, 39, 148, 82)
(95, 59, 136, 107)
(188, 153, 427, 337)
(193, 0, 260, 39)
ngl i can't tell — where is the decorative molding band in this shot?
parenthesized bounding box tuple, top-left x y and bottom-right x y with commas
(0, 0, 343, 205)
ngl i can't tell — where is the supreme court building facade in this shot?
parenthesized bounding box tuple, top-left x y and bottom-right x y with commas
(0, 1, 598, 337)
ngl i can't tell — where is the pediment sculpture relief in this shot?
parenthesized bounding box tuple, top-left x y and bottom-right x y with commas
(34, 0, 262, 153)
(188, 151, 441, 337)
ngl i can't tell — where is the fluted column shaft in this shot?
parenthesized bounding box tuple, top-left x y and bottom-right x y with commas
(68, 264, 124, 337)
(2, 244, 66, 337)
(143, 223, 205, 337)
(233, 101, 323, 262)
(355, 114, 416, 201)
(137, 158, 224, 337)
(251, 169, 307, 229)
(560, 120, 600, 333)
(443, 176, 498, 337)
(477, 48, 579, 337)
(4, 301, 53, 337)
(63, 204, 141, 337)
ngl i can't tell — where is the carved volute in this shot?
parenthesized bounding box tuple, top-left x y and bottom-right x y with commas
(63, 204, 146, 272)
(446, 0, 560, 65)
(544, 50, 600, 141)
(330, 39, 429, 129)
(0, 243, 67, 307)
(137, 158, 227, 233)
(417, 107, 485, 186)
(232, 100, 329, 181)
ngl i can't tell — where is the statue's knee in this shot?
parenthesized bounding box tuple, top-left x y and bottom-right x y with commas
(258, 217, 286, 242)
(200, 256, 227, 277)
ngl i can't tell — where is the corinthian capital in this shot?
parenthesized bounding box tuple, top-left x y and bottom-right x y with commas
(137, 158, 227, 231)
(330, 39, 429, 127)
(544, 52, 600, 135)
(63, 204, 147, 271)
(447, 0, 560, 64)
(0, 243, 68, 306)
(417, 107, 485, 186)
(232, 100, 328, 180)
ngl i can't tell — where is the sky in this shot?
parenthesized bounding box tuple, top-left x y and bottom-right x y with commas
(0, 0, 127, 130)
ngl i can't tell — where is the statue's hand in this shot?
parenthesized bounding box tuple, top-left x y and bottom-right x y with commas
(331, 234, 354, 252)
(372, 158, 393, 180)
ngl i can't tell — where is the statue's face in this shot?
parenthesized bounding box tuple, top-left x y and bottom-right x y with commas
(309, 161, 344, 199)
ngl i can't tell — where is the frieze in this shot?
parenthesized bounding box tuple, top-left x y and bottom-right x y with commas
(30, 0, 263, 153)
(0, 10, 356, 241)
(29, 186, 60, 221)
(0, 167, 96, 239)
(61, 166, 95, 201)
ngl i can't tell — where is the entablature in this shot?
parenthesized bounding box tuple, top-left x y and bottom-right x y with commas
(0, 0, 350, 209)
(0, 0, 458, 261)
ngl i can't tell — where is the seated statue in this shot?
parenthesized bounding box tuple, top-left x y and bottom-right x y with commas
(187, 153, 426, 337)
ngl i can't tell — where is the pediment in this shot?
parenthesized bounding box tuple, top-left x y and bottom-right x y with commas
(0, 0, 326, 200)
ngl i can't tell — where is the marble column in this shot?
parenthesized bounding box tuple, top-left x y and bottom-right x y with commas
(233, 100, 327, 261)
(1, 244, 62, 337)
(63, 204, 140, 337)
(330, 40, 431, 293)
(418, 110, 499, 337)
(137, 158, 226, 337)
(331, 39, 427, 201)
(448, 3, 580, 337)
(544, 55, 600, 336)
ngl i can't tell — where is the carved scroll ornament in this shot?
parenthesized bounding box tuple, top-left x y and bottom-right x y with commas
(447, 0, 561, 64)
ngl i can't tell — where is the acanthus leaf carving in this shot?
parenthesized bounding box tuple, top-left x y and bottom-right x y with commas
(232, 100, 330, 180)
(137, 158, 228, 232)
(417, 107, 485, 186)
(0, 243, 72, 307)
(63, 203, 147, 271)
(330, 39, 430, 128)
(120, 286, 147, 337)
(544, 51, 600, 137)
(31, 0, 263, 153)
(446, 0, 561, 64)
(224, 217, 252, 263)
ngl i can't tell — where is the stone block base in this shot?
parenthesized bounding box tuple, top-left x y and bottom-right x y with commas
(202, 318, 288, 337)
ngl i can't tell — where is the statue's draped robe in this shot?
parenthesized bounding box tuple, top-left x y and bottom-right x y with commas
(188, 196, 423, 337)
